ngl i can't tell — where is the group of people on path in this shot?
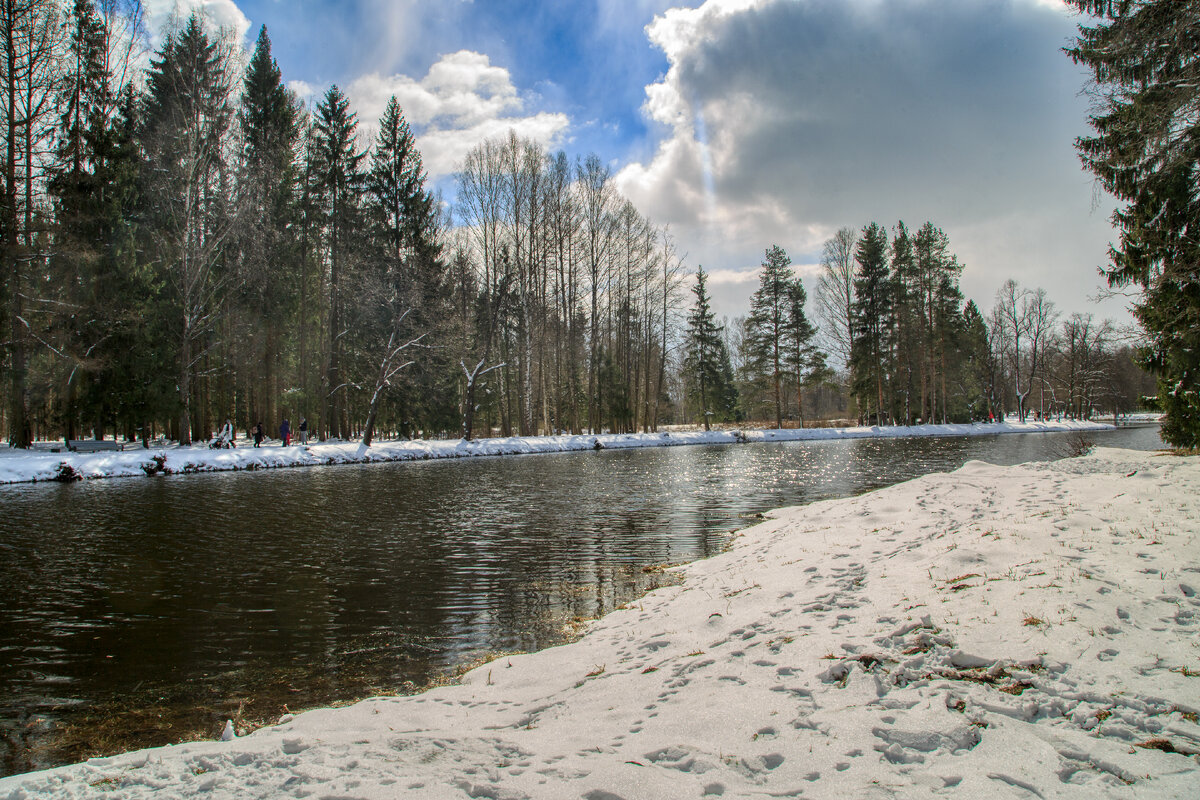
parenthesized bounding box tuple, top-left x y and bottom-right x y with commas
(214, 416, 308, 448)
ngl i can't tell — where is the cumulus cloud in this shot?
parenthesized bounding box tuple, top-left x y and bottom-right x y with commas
(288, 80, 317, 103)
(706, 261, 821, 287)
(346, 51, 570, 178)
(143, 0, 252, 45)
(617, 0, 1123, 322)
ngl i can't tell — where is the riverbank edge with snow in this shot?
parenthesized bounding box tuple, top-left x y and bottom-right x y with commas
(0, 419, 1115, 485)
(1, 446, 1196, 799)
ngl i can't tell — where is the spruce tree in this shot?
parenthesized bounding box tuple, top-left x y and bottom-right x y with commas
(684, 267, 736, 430)
(959, 300, 993, 421)
(235, 25, 301, 433)
(1065, 1, 1200, 447)
(359, 95, 450, 443)
(311, 85, 365, 439)
(48, 0, 110, 441)
(745, 244, 794, 428)
(140, 12, 234, 444)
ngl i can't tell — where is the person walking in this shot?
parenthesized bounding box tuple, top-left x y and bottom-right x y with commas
(219, 419, 236, 448)
(253, 421, 264, 447)
(280, 417, 291, 446)
(299, 416, 308, 445)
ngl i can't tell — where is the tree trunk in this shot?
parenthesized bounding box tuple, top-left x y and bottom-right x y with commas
(462, 377, 476, 441)
(178, 330, 192, 444)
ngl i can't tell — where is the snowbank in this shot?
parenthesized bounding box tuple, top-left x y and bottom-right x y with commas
(2, 447, 1196, 799)
(0, 419, 1113, 485)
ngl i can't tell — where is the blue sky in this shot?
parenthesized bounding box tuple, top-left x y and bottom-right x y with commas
(145, 1, 1126, 329)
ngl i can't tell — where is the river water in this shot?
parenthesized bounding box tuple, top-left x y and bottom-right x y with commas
(0, 425, 1162, 774)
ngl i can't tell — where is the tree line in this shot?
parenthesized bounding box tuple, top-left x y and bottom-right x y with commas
(0, 3, 1157, 449)
(678, 226, 1151, 430)
(0, 3, 692, 447)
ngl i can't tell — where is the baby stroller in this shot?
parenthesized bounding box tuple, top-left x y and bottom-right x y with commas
(210, 422, 237, 449)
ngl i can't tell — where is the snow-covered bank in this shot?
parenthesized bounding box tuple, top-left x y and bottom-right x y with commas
(0, 419, 1114, 485)
(3, 447, 1196, 799)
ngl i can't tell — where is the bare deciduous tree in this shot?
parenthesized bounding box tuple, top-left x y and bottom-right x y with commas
(815, 226, 857, 372)
(992, 279, 1058, 422)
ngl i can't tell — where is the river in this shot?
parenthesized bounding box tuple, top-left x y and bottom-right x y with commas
(0, 425, 1162, 775)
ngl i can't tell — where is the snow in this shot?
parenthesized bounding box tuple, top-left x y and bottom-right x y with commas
(2, 446, 1196, 799)
(0, 418, 1115, 485)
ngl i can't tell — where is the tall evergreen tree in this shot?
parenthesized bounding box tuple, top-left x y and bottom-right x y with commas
(311, 84, 364, 439)
(889, 222, 919, 423)
(745, 244, 794, 428)
(47, 0, 109, 442)
(783, 276, 818, 427)
(684, 267, 736, 430)
(49, 0, 156, 443)
(359, 95, 448, 444)
(1066, 1, 1200, 447)
(234, 25, 300, 433)
(850, 222, 893, 425)
(959, 300, 993, 420)
(139, 13, 234, 444)
(913, 222, 961, 423)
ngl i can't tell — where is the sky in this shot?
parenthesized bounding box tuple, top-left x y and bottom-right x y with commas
(143, 0, 1128, 329)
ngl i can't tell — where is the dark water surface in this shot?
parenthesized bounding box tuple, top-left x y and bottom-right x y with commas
(0, 425, 1162, 774)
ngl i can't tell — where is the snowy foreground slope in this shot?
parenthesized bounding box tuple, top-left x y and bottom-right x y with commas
(0, 419, 1111, 484)
(3, 448, 1198, 800)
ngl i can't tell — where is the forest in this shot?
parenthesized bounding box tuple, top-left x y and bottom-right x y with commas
(0, 2, 1153, 449)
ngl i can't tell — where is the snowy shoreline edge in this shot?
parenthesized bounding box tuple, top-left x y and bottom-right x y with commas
(0, 419, 1116, 486)
(1, 446, 1196, 799)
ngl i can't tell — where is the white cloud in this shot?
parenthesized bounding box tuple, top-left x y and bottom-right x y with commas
(143, 0, 252, 45)
(618, 0, 1127, 324)
(346, 51, 570, 178)
(288, 80, 317, 103)
(348, 52, 522, 129)
(704, 267, 759, 286)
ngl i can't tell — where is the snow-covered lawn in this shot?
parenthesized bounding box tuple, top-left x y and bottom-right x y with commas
(2, 447, 1196, 799)
(0, 419, 1114, 485)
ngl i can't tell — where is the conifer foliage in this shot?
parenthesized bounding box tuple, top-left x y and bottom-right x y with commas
(684, 267, 737, 430)
(1065, 0, 1200, 447)
(743, 245, 817, 428)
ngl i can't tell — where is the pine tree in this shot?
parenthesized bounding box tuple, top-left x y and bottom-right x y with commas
(913, 222, 961, 423)
(783, 276, 818, 427)
(1065, 1, 1200, 447)
(745, 244, 794, 428)
(684, 267, 736, 430)
(889, 222, 918, 423)
(850, 223, 893, 425)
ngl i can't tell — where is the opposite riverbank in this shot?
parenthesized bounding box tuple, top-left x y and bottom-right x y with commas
(1, 446, 1196, 799)
(0, 418, 1114, 485)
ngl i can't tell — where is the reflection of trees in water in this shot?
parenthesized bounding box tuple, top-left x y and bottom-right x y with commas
(0, 427, 1163, 775)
